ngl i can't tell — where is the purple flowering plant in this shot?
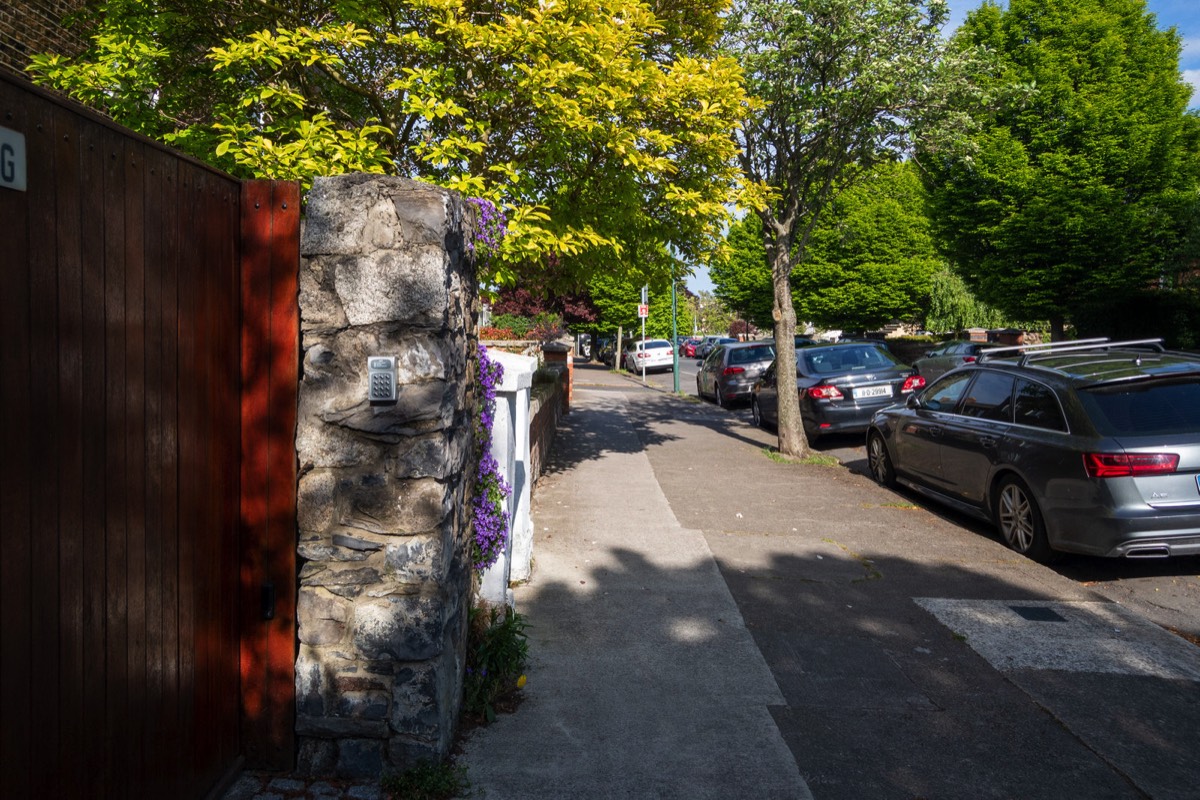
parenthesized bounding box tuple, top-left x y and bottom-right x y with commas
(472, 344, 512, 572)
(466, 197, 507, 263)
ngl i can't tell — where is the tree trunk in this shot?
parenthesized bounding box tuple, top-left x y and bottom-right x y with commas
(1050, 315, 1066, 342)
(771, 260, 810, 459)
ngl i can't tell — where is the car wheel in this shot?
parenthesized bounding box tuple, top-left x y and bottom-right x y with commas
(867, 431, 896, 488)
(696, 376, 704, 399)
(994, 476, 1057, 563)
(751, 397, 765, 429)
(715, 384, 726, 408)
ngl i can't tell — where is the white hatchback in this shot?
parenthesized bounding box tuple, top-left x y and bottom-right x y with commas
(622, 339, 674, 373)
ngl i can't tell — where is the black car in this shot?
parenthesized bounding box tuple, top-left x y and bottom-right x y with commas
(751, 342, 924, 438)
(867, 338, 1200, 561)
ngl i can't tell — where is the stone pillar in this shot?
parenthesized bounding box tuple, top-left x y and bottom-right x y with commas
(478, 350, 537, 600)
(294, 175, 477, 778)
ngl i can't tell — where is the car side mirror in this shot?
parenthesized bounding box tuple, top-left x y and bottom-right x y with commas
(906, 393, 921, 410)
(924, 351, 934, 358)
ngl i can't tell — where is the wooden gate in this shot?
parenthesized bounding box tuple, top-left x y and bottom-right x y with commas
(0, 69, 298, 798)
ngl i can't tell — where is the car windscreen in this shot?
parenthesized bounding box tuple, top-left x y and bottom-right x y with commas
(1077, 378, 1200, 436)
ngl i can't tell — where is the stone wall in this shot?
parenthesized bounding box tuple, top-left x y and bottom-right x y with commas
(295, 175, 477, 778)
(0, 1, 88, 73)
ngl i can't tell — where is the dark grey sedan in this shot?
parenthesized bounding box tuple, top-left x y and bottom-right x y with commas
(867, 339, 1200, 561)
(912, 340, 995, 381)
(696, 341, 776, 407)
(751, 342, 925, 438)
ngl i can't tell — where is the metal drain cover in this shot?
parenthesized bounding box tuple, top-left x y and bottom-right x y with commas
(1009, 605, 1067, 622)
(915, 598, 1200, 680)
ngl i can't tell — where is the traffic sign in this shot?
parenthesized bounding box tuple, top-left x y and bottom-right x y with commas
(638, 304, 649, 318)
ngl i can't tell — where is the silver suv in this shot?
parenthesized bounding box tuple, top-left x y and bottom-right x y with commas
(867, 339, 1200, 561)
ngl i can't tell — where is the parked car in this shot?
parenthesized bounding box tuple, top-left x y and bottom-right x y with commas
(622, 338, 674, 373)
(751, 342, 924, 438)
(682, 337, 703, 358)
(913, 340, 996, 381)
(696, 336, 736, 359)
(696, 341, 777, 407)
(866, 338, 1200, 562)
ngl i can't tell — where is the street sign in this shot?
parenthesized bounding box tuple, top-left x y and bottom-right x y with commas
(638, 304, 649, 318)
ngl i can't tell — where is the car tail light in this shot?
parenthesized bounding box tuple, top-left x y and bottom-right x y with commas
(1083, 453, 1179, 478)
(901, 375, 926, 393)
(963, 356, 977, 363)
(722, 366, 745, 376)
(807, 384, 843, 400)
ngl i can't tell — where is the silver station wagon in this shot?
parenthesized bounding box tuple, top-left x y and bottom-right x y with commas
(866, 339, 1200, 561)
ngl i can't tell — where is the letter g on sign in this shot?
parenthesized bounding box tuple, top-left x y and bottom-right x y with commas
(0, 127, 28, 191)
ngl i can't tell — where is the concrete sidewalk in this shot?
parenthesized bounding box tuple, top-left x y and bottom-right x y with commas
(460, 362, 1200, 800)
(459, 374, 812, 799)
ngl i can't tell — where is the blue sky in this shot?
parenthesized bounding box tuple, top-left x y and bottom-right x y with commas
(685, 0, 1200, 296)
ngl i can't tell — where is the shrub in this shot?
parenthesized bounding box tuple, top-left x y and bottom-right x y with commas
(381, 760, 469, 800)
(489, 313, 532, 338)
(463, 602, 529, 725)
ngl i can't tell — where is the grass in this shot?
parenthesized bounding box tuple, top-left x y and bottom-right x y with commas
(762, 447, 840, 467)
(381, 760, 470, 800)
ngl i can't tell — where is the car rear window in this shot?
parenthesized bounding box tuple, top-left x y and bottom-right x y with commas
(730, 345, 774, 365)
(1078, 379, 1200, 436)
(802, 345, 899, 374)
(643, 341, 671, 350)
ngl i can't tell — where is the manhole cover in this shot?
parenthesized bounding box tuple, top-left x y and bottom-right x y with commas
(1010, 605, 1067, 622)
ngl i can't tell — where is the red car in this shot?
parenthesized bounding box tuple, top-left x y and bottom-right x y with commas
(682, 338, 702, 358)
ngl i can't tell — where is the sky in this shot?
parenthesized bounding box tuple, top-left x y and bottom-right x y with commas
(685, 0, 1200, 296)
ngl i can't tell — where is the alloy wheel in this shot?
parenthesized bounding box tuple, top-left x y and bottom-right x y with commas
(998, 482, 1036, 552)
(867, 433, 895, 487)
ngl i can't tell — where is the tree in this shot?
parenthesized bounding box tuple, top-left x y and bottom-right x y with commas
(709, 215, 775, 330)
(723, 0, 957, 456)
(924, 268, 1033, 334)
(29, 0, 750, 291)
(588, 268, 694, 341)
(922, 0, 1200, 340)
(795, 161, 942, 330)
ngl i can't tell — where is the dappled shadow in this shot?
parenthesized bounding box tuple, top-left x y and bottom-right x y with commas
(475, 387, 1200, 799)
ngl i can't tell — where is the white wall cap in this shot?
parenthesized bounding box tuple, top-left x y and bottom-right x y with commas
(487, 349, 537, 391)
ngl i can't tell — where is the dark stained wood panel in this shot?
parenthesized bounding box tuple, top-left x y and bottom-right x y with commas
(1, 70, 300, 799)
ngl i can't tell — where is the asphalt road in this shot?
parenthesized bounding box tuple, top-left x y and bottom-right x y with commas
(592, 357, 1200, 643)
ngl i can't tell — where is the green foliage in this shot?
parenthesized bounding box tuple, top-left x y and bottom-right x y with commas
(587, 270, 694, 339)
(924, 268, 1035, 333)
(1072, 289, 1200, 350)
(795, 162, 942, 330)
(381, 760, 470, 800)
(922, 0, 1200, 337)
(710, 215, 775, 329)
(28, 0, 749, 291)
(463, 603, 529, 725)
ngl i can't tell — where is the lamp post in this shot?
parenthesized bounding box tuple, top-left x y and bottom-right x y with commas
(671, 275, 680, 393)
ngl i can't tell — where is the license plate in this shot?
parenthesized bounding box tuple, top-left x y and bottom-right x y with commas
(853, 385, 892, 400)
